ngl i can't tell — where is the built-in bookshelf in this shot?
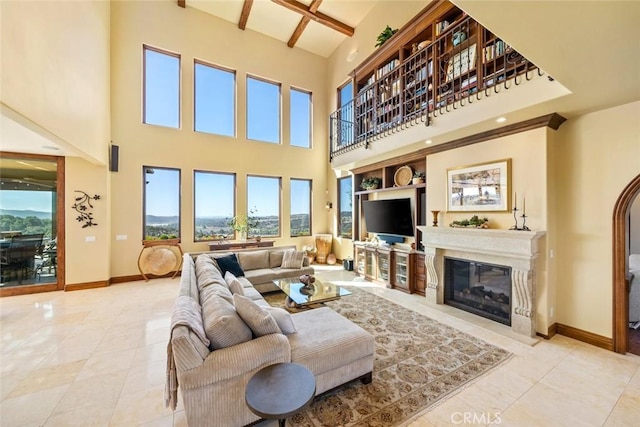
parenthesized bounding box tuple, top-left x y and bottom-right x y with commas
(340, 0, 537, 146)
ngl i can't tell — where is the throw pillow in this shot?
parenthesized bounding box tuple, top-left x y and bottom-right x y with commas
(201, 295, 252, 349)
(224, 271, 245, 296)
(215, 253, 245, 277)
(281, 249, 305, 269)
(264, 306, 297, 335)
(233, 294, 281, 337)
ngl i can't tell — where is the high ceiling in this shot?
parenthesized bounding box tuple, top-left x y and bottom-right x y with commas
(188, 0, 379, 58)
(2, 1, 638, 159)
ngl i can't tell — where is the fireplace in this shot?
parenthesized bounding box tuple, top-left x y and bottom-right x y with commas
(444, 257, 511, 326)
(418, 227, 544, 338)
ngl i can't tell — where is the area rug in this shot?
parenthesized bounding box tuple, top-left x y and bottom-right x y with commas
(263, 287, 511, 426)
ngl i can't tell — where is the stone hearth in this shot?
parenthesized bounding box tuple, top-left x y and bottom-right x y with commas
(417, 227, 545, 337)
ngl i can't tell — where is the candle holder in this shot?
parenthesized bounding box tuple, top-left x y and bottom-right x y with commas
(520, 213, 530, 231)
(509, 207, 520, 230)
(431, 210, 440, 227)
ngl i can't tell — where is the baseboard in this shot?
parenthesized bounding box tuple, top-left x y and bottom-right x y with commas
(110, 272, 182, 284)
(110, 274, 145, 284)
(556, 323, 614, 351)
(64, 280, 109, 291)
(537, 322, 558, 340)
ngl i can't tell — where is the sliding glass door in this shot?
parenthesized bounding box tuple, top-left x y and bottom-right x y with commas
(0, 154, 63, 293)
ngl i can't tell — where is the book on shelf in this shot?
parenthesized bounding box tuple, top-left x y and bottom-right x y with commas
(377, 59, 400, 79)
(435, 20, 450, 36)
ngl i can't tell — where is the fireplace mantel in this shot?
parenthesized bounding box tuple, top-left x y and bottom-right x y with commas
(417, 226, 545, 337)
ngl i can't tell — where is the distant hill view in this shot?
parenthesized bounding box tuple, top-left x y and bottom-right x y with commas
(146, 215, 180, 225)
(0, 209, 51, 219)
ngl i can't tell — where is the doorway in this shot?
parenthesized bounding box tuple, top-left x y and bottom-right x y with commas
(613, 173, 640, 354)
(0, 152, 64, 296)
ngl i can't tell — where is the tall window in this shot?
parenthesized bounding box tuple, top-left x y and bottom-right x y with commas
(194, 61, 235, 136)
(143, 166, 180, 239)
(338, 176, 353, 238)
(338, 81, 353, 145)
(194, 171, 235, 241)
(290, 179, 311, 237)
(247, 176, 281, 237)
(290, 88, 311, 148)
(143, 45, 180, 128)
(247, 76, 280, 143)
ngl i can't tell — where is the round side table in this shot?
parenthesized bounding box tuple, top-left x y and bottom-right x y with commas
(245, 362, 316, 427)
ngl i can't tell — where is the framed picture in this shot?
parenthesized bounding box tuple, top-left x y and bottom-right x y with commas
(447, 159, 511, 212)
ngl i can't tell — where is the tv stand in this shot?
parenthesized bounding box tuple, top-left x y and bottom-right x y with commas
(354, 242, 420, 294)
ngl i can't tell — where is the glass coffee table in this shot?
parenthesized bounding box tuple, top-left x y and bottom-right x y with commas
(273, 278, 351, 309)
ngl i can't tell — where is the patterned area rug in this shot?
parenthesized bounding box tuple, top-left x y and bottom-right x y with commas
(263, 287, 511, 426)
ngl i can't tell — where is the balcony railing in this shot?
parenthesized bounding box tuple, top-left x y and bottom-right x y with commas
(330, 16, 541, 161)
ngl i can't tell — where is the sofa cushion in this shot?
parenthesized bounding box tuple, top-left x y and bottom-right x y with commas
(195, 255, 227, 291)
(233, 294, 281, 337)
(200, 282, 234, 305)
(265, 307, 297, 335)
(224, 272, 245, 296)
(216, 253, 245, 277)
(288, 307, 375, 375)
(281, 250, 305, 269)
(244, 268, 278, 284)
(201, 295, 252, 350)
(238, 250, 269, 271)
(269, 250, 286, 268)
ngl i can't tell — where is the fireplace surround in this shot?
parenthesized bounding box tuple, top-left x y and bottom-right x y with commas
(417, 227, 544, 337)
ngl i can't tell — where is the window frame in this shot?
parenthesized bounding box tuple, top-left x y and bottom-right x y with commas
(193, 59, 236, 137)
(142, 44, 181, 129)
(247, 174, 282, 238)
(289, 86, 312, 149)
(337, 80, 354, 146)
(246, 75, 282, 144)
(290, 178, 312, 237)
(193, 170, 236, 242)
(337, 175, 353, 239)
(142, 166, 181, 241)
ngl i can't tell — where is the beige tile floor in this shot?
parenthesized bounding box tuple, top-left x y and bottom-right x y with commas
(1, 265, 639, 426)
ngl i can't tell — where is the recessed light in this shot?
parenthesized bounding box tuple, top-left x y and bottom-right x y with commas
(496, 117, 507, 123)
(425, 139, 433, 144)
(42, 145, 60, 151)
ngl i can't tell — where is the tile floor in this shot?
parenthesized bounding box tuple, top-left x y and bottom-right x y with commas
(0, 265, 639, 426)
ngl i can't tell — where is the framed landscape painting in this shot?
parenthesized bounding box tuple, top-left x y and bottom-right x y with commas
(447, 159, 511, 212)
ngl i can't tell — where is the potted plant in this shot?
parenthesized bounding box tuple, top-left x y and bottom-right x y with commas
(228, 208, 259, 240)
(412, 171, 425, 185)
(360, 177, 382, 190)
(375, 25, 398, 48)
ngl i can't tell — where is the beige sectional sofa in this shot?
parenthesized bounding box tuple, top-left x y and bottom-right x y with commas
(166, 246, 375, 427)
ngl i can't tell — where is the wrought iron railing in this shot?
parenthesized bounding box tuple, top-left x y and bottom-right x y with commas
(329, 16, 542, 161)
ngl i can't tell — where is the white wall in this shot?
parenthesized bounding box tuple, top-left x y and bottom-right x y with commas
(0, 0, 111, 163)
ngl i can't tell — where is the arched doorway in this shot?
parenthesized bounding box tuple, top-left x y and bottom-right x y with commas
(613, 173, 640, 354)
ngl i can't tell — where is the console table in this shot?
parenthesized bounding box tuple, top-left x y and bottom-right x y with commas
(207, 240, 274, 251)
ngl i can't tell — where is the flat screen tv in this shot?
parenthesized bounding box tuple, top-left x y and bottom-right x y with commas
(362, 198, 414, 237)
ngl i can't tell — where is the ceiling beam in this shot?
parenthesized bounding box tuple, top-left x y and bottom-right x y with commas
(239, 0, 253, 30)
(287, 0, 322, 48)
(177, 0, 185, 8)
(272, 0, 354, 37)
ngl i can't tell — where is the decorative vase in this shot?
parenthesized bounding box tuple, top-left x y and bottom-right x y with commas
(412, 178, 424, 185)
(327, 253, 337, 265)
(431, 210, 441, 227)
(452, 31, 466, 46)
